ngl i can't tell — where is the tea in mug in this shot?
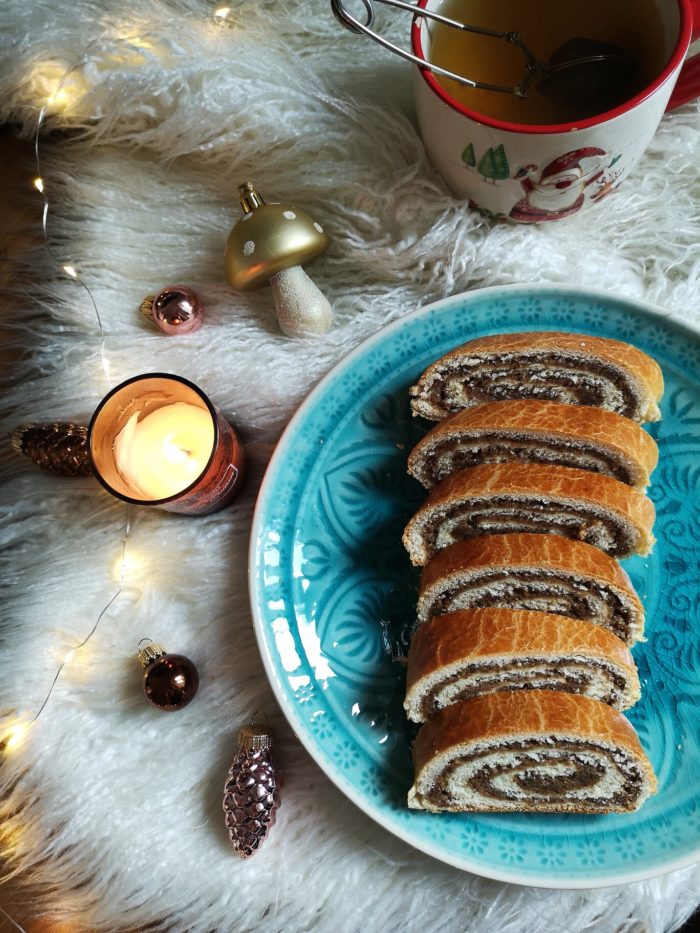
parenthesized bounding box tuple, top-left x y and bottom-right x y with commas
(427, 0, 669, 124)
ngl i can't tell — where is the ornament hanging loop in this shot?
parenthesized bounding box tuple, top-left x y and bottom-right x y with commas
(137, 641, 167, 668)
(238, 721, 273, 753)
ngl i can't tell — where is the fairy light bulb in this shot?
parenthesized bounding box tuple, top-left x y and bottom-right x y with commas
(3, 724, 28, 752)
(0, 508, 132, 757)
(28, 61, 90, 115)
(112, 549, 146, 582)
(34, 177, 45, 193)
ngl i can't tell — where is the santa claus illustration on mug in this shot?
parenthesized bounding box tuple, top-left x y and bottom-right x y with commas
(510, 147, 607, 223)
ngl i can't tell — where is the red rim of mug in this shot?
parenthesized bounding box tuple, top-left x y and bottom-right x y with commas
(411, 0, 692, 134)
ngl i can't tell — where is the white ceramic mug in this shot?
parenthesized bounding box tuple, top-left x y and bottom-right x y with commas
(412, 0, 700, 221)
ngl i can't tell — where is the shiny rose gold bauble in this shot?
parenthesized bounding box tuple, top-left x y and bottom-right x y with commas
(141, 285, 203, 335)
(138, 641, 199, 711)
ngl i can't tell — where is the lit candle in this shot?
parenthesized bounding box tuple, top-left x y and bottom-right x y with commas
(88, 374, 245, 515)
(114, 403, 214, 500)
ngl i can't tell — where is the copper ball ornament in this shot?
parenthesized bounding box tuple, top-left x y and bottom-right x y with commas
(141, 285, 203, 335)
(138, 641, 199, 711)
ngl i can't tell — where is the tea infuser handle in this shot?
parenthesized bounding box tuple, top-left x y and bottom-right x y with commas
(330, 0, 531, 96)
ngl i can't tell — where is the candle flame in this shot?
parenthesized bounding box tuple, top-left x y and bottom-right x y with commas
(113, 404, 214, 501)
(163, 436, 196, 467)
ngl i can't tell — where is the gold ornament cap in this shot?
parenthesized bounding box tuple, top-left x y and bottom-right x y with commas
(140, 295, 155, 320)
(238, 181, 265, 213)
(137, 641, 167, 668)
(238, 723, 274, 753)
(224, 181, 328, 292)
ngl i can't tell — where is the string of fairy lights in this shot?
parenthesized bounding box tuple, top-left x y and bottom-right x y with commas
(1, 3, 237, 754)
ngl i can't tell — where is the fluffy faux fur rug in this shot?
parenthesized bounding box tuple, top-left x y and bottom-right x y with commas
(1, 1, 700, 930)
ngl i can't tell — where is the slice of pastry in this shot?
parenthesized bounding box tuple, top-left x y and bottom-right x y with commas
(404, 608, 641, 722)
(416, 532, 644, 645)
(402, 462, 655, 565)
(409, 331, 663, 423)
(407, 399, 658, 490)
(407, 690, 657, 813)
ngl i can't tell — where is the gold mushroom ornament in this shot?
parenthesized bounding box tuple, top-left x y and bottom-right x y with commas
(225, 182, 333, 338)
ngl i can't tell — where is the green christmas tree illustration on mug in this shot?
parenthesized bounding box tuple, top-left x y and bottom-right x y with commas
(461, 143, 476, 168)
(463, 143, 510, 183)
(478, 144, 509, 183)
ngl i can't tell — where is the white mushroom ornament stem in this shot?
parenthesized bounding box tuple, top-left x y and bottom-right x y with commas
(269, 266, 332, 337)
(224, 181, 333, 338)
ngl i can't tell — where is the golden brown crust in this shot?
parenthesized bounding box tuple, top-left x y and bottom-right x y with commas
(412, 690, 657, 796)
(419, 532, 639, 604)
(405, 608, 639, 707)
(403, 462, 656, 565)
(410, 331, 664, 422)
(407, 400, 659, 489)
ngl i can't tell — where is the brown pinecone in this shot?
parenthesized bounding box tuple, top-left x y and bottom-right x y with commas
(11, 422, 93, 476)
(223, 726, 280, 858)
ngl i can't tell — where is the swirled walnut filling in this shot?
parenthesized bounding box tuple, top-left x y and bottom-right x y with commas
(432, 355, 638, 418)
(418, 571, 635, 643)
(422, 496, 634, 558)
(426, 738, 643, 810)
(417, 658, 628, 720)
(422, 435, 634, 487)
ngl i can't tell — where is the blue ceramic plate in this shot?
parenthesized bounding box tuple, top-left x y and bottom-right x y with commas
(250, 285, 700, 888)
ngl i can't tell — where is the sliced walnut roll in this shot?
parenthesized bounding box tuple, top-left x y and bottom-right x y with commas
(407, 690, 657, 813)
(403, 462, 655, 566)
(410, 331, 663, 423)
(404, 608, 640, 723)
(416, 533, 644, 646)
(407, 400, 658, 490)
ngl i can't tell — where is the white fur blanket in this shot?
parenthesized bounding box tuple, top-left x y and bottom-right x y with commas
(1, 2, 700, 930)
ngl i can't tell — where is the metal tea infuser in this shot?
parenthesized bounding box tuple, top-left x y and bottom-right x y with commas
(331, 0, 630, 99)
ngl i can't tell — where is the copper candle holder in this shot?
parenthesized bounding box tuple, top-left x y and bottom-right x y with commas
(88, 373, 244, 515)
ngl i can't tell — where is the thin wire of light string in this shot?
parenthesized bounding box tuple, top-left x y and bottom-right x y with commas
(30, 13, 231, 385)
(6, 4, 232, 748)
(30, 22, 192, 383)
(26, 505, 132, 728)
(32, 41, 111, 385)
(0, 903, 27, 933)
(35, 109, 110, 386)
(10, 41, 147, 738)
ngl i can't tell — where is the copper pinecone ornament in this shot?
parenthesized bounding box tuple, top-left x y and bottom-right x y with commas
(12, 422, 93, 476)
(223, 723, 280, 858)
